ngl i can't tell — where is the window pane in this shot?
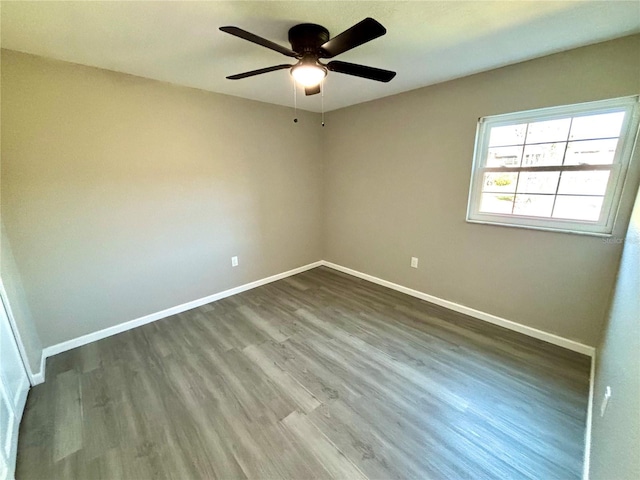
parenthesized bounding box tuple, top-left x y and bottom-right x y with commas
(525, 118, 571, 143)
(489, 124, 527, 147)
(552, 196, 604, 221)
(564, 139, 618, 165)
(480, 193, 514, 214)
(522, 142, 566, 166)
(557, 171, 610, 196)
(516, 172, 560, 194)
(486, 146, 522, 167)
(482, 172, 518, 193)
(513, 194, 554, 217)
(569, 111, 625, 140)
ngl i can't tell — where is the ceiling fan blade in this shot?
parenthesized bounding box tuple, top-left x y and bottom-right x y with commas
(326, 61, 396, 82)
(305, 85, 321, 96)
(320, 18, 386, 59)
(220, 26, 297, 58)
(226, 64, 292, 80)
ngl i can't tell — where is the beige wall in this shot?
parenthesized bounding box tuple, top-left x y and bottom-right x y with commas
(323, 35, 640, 347)
(1, 49, 323, 347)
(589, 187, 640, 479)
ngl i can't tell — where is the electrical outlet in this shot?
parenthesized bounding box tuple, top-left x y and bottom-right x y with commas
(410, 257, 419, 268)
(231, 256, 238, 267)
(600, 386, 612, 417)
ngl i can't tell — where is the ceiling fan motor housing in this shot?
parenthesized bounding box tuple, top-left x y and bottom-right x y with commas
(288, 23, 330, 56)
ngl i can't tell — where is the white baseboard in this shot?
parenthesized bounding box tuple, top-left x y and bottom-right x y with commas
(38, 258, 595, 385)
(320, 261, 596, 357)
(39, 261, 323, 381)
(30, 354, 46, 385)
(582, 354, 596, 480)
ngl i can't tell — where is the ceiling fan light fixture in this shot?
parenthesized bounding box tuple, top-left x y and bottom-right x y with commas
(291, 63, 327, 87)
(221, 18, 396, 95)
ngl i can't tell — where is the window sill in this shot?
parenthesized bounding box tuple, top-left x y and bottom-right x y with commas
(465, 218, 614, 237)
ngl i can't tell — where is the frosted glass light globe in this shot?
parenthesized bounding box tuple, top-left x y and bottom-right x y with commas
(291, 65, 326, 87)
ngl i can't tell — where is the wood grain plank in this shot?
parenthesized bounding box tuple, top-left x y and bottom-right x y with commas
(52, 370, 83, 462)
(281, 410, 368, 480)
(237, 304, 291, 342)
(242, 343, 321, 414)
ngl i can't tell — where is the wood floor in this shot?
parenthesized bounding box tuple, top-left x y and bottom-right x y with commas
(17, 266, 591, 479)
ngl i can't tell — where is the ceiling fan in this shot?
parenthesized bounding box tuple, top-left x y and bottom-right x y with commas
(219, 18, 396, 96)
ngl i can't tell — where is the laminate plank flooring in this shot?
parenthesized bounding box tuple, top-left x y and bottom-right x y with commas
(16, 266, 591, 479)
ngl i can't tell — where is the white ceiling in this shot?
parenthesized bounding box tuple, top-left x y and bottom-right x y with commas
(2, 1, 639, 112)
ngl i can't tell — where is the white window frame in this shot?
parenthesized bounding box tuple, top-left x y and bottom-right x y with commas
(467, 96, 640, 236)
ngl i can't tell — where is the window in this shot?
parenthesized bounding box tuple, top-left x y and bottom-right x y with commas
(467, 96, 640, 235)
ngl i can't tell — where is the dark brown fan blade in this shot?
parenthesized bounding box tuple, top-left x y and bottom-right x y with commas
(226, 64, 292, 80)
(305, 85, 321, 96)
(220, 26, 297, 58)
(319, 18, 386, 59)
(326, 61, 396, 82)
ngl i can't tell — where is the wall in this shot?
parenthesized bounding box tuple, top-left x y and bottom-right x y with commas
(323, 34, 640, 347)
(1, 49, 323, 348)
(589, 189, 640, 478)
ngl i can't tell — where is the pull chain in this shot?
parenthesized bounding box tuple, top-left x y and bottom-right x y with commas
(321, 80, 325, 127)
(293, 80, 298, 123)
